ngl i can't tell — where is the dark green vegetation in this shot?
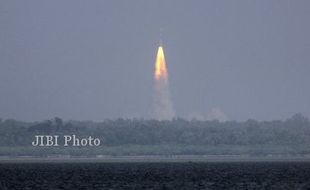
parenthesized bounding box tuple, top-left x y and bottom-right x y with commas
(1, 162, 310, 189)
(0, 114, 310, 156)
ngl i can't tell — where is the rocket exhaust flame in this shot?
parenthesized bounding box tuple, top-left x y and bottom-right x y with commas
(153, 45, 175, 120)
(154, 46, 168, 80)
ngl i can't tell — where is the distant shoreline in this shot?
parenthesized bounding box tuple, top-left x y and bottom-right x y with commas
(1, 155, 310, 163)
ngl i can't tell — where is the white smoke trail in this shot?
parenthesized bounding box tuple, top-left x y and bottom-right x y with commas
(154, 76, 175, 120)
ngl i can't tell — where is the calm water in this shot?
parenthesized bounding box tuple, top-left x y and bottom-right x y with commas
(0, 162, 310, 189)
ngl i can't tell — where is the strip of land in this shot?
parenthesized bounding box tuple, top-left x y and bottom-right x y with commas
(1, 155, 310, 163)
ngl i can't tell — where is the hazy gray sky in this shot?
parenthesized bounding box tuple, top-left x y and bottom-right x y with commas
(0, 0, 309, 121)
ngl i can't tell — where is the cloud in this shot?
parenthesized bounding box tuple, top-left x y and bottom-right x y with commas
(206, 107, 228, 122)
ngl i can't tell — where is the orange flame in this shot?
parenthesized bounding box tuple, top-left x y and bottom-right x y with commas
(154, 46, 168, 80)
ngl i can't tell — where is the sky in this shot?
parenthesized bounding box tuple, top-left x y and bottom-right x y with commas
(0, 0, 309, 121)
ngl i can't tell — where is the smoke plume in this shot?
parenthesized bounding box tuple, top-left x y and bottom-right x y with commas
(153, 46, 175, 120)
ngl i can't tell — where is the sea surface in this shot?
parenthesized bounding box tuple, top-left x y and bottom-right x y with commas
(0, 162, 310, 189)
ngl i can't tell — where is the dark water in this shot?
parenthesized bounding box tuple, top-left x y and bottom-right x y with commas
(0, 162, 310, 189)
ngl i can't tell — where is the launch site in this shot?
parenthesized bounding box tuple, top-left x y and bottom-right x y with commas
(1, 1, 310, 189)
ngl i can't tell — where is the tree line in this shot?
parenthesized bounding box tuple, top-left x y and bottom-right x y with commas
(0, 114, 309, 156)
